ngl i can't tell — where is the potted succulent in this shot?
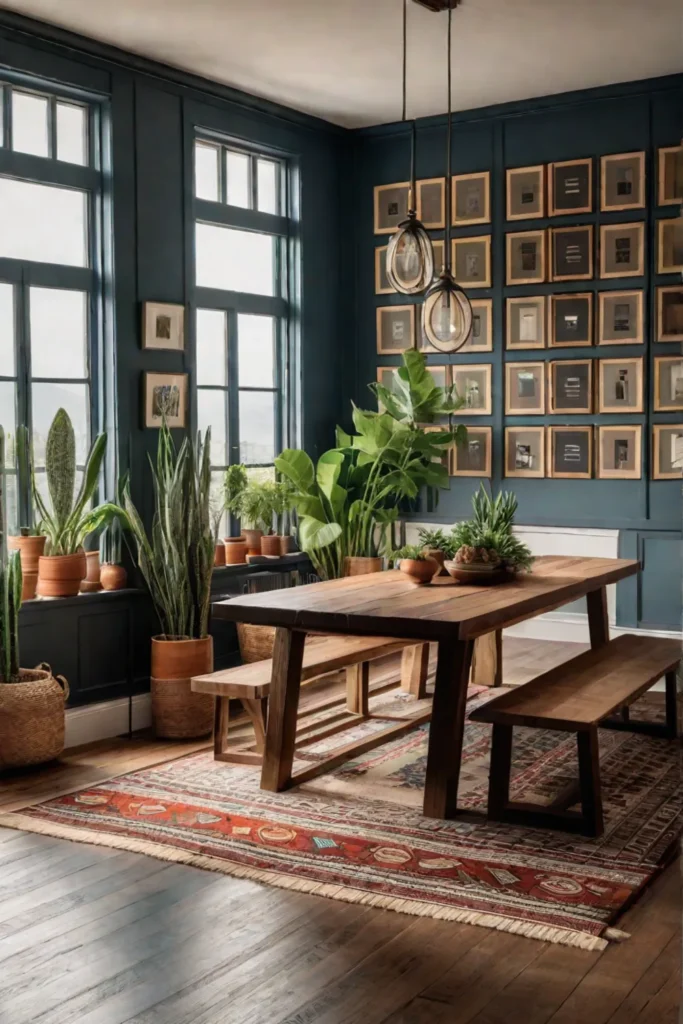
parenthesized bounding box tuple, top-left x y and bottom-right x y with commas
(261, 480, 296, 556)
(99, 518, 127, 591)
(223, 464, 248, 565)
(34, 410, 120, 598)
(417, 527, 456, 577)
(7, 425, 47, 600)
(237, 481, 272, 557)
(392, 544, 438, 585)
(445, 486, 534, 584)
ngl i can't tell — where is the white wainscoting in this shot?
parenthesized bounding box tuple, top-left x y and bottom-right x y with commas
(65, 694, 152, 749)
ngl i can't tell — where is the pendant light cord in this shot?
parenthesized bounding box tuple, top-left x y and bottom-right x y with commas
(402, 0, 418, 214)
(445, 0, 452, 269)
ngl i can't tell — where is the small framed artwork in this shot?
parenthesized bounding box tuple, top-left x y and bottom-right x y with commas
(600, 222, 645, 278)
(462, 298, 493, 353)
(549, 293, 593, 347)
(598, 357, 644, 413)
(549, 158, 592, 216)
(451, 426, 492, 477)
(597, 425, 642, 480)
(550, 225, 594, 282)
(656, 285, 683, 342)
(657, 217, 683, 274)
(375, 246, 393, 295)
(452, 172, 490, 226)
(504, 426, 545, 478)
(654, 356, 683, 411)
(142, 302, 185, 351)
(426, 365, 450, 389)
(377, 365, 400, 390)
(452, 236, 491, 288)
(658, 146, 683, 206)
(376, 305, 415, 354)
(548, 359, 593, 414)
(652, 424, 683, 479)
(374, 182, 410, 235)
(598, 290, 643, 345)
(506, 296, 546, 350)
(506, 229, 546, 285)
(451, 363, 492, 415)
(506, 165, 544, 220)
(416, 178, 445, 229)
(600, 152, 645, 211)
(548, 426, 593, 479)
(505, 362, 546, 415)
(144, 372, 188, 428)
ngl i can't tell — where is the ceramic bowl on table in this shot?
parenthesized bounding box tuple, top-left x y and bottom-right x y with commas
(444, 559, 509, 586)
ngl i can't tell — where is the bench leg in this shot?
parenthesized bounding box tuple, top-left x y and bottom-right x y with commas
(213, 696, 230, 760)
(423, 637, 474, 819)
(471, 631, 503, 688)
(401, 644, 429, 699)
(665, 670, 679, 739)
(577, 729, 604, 838)
(488, 723, 513, 818)
(586, 587, 609, 648)
(242, 697, 268, 753)
(345, 662, 370, 717)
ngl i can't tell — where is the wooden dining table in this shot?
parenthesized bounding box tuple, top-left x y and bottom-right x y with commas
(213, 555, 639, 819)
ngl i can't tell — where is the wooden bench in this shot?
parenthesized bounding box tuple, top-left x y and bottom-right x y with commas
(192, 633, 424, 772)
(469, 634, 681, 838)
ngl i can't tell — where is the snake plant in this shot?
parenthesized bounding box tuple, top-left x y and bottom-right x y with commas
(0, 426, 23, 683)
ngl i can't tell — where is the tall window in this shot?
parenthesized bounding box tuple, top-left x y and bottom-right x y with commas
(0, 79, 104, 531)
(193, 137, 292, 525)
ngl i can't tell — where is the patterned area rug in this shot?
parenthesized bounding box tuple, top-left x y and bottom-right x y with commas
(2, 689, 680, 951)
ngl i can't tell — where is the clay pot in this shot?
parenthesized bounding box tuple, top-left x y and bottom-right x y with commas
(399, 557, 437, 585)
(243, 529, 263, 556)
(150, 635, 214, 739)
(80, 550, 102, 593)
(214, 541, 226, 567)
(343, 556, 383, 577)
(7, 535, 46, 601)
(0, 666, 68, 770)
(279, 535, 293, 556)
(37, 551, 86, 598)
(224, 536, 248, 565)
(261, 534, 282, 557)
(100, 564, 128, 591)
(423, 547, 448, 576)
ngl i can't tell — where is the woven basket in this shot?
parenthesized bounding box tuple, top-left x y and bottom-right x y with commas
(237, 622, 276, 663)
(0, 665, 69, 770)
(150, 636, 214, 739)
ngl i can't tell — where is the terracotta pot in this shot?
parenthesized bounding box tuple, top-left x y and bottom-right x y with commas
(224, 536, 248, 565)
(214, 541, 226, 567)
(100, 563, 128, 591)
(0, 666, 68, 770)
(37, 551, 86, 598)
(150, 635, 214, 739)
(399, 558, 437, 585)
(279, 535, 293, 556)
(8, 535, 46, 601)
(243, 529, 263, 556)
(343, 556, 383, 577)
(80, 550, 102, 593)
(261, 534, 282, 557)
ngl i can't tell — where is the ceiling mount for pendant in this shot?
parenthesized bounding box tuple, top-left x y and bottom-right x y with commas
(410, 0, 462, 12)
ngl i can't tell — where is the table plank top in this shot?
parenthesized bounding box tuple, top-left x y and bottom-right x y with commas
(213, 556, 639, 641)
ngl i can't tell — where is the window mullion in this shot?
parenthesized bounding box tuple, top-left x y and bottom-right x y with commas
(15, 273, 31, 528)
(48, 95, 57, 160)
(227, 309, 239, 468)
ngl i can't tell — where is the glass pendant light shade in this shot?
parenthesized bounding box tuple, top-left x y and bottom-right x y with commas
(421, 270, 473, 352)
(386, 212, 434, 294)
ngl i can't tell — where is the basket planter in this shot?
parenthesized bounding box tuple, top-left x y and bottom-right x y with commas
(261, 534, 282, 557)
(243, 529, 263, 556)
(37, 551, 86, 598)
(100, 564, 128, 591)
(7, 535, 46, 601)
(237, 622, 276, 663)
(399, 557, 437, 585)
(214, 542, 226, 567)
(80, 550, 102, 593)
(150, 636, 214, 739)
(344, 556, 383, 577)
(224, 537, 248, 565)
(0, 666, 68, 770)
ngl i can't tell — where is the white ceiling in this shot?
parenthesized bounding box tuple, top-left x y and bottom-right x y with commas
(2, 0, 682, 128)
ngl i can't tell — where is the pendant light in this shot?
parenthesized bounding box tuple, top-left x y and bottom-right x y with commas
(421, 1, 473, 352)
(385, 0, 434, 295)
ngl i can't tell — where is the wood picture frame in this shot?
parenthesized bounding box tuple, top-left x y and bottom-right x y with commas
(600, 151, 645, 211)
(598, 357, 644, 413)
(506, 229, 546, 285)
(452, 171, 490, 226)
(549, 293, 593, 347)
(550, 225, 594, 282)
(548, 359, 593, 414)
(143, 371, 188, 428)
(657, 217, 683, 274)
(597, 425, 642, 479)
(654, 355, 683, 411)
(657, 145, 683, 206)
(504, 426, 545, 478)
(506, 296, 546, 350)
(416, 177, 445, 229)
(376, 365, 400, 390)
(505, 362, 546, 415)
(452, 235, 491, 288)
(376, 304, 415, 354)
(426, 365, 450, 389)
(548, 158, 592, 216)
(598, 290, 644, 345)
(463, 298, 493, 352)
(548, 426, 593, 479)
(374, 246, 393, 295)
(142, 302, 185, 351)
(451, 426, 492, 477)
(506, 165, 545, 220)
(374, 182, 410, 235)
(656, 285, 683, 342)
(451, 363, 492, 415)
(652, 423, 683, 479)
(599, 222, 645, 278)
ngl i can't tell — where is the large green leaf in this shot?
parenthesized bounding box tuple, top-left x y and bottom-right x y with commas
(45, 408, 75, 529)
(274, 449, 315, 492)
(298, 516, 342, 551)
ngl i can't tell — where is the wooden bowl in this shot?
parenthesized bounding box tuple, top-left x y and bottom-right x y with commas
(444, 560, 508, 586)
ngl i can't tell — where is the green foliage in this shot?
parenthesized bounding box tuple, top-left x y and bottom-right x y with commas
(238, 482, 274, 532)
(449, 484, 534, 572)
(0, 427, 22, 682)
(100, 517, 122, 565)
(370, 350, 466, 429)
(392, 544, 429, 563)
(223, 464, 248, 519)
(417, 526, 456, 558)
(15, 425, 39, 536)
(265, 480, 296, 535)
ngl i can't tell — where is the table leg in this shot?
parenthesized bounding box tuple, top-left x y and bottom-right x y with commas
(260, 627, 306, 792)
(471, 631, 502, 688)
(423, 637, 474, 819)
(400, 644, 429, 699)
(586, 586, 609, 648)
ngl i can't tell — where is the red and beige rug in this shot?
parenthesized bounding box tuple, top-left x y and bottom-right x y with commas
(1, 689, 680, 951)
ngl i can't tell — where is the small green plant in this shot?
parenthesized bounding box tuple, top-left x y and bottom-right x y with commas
(15, 426, 40, 538)
(0, 426, 22, 682)
(417, 527, 456, 558)
(449, 485, 534, 572)
(266, 480, 295, 536)
(224, 464, 248, 518)
(100, 516, 123, 565)
(392, 543, 430, 563)
(238, 481, 273, 533)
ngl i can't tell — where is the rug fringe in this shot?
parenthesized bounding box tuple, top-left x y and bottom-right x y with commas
(0, 811, 610, 951)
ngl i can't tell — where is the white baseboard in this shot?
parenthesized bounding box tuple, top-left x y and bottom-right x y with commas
(65, 694, 151, 750)
(505, 612, 682, 645)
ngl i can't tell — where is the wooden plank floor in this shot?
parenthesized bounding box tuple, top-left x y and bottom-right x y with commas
(0, 637, 679, 1024)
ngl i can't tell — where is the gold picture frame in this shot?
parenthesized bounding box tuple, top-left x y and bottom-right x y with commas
(652, 424, 683, 479)
(550, 224, 594, 282)
(548, 359, 593, 414)
(416, 177, 445, 229)
(598, 357, 644, 413)
(506, 229, 546, 285)
(374, 246, 393, 295)
(504, 426, 545, 478)
(505, 362, 546, 415)
(656, 285, 683, 342)
(452, 235, 491, 288)
(463, 298, 493, 352)
(599, 222, 645, 278)
(373, 181, 410, 235)
(143, 371, 188, 428)
(452, 171, 490, 226)
(598, 290, 644, 345)
(506, 296, 546, 350)
(506, 165, 545, 220)
(549, 293, 593, 348)
(451, 426, 492, 477)
(600, 151, 645, 211)
(657, 217, 683, 274)
(657, 145, 683, 206)
(597, 425, 642, 480)
(376, 304, 415, 355)
(451, 363, 492, 415)
(548, 425, 593, 479)
(549, 158, 592, 216)
(142, 302, 185, 351)
(654, 355, 683, 411)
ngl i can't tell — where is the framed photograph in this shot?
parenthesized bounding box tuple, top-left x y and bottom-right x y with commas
(504, 426, 545, 478)
(144, 372, 187, 428)
(656, 285, 683, 342)
(374, 246, 393, 295)
(657, 217, 683, 274)
(600, 152, 645, 211)
(548, 359, 593, 414)
(506, 296, 546, 350)
(506, 229, 546, 285)
(654, 356, 683, 411)
(374, 182, 410, 234)
(451, 426, 492, 477)
(598, 290, 643, 345)
(505, 362, 546, 415)
(658, 145, 683, 206)
(548, 426, 593, 479)
(416, 178, 445, 229)
(600, 222, 645, 278)
(451, 363, 492, 415)
(452, 236, 491, 288)
(598, 357, 644, 413)
(652, 424, 683, 479)
(462, 298, 493, 352)
(376, 305, 415, 354)
(452, 172, 490, 226)
(377, 365, 400, 390)
(142, 302, 185, 351)
(426, 365, 449, 389)
(550, 225, 594, 281)
(549, 293, 593, 347)
(549, 158, 592, 216)
(597, 425, 642, 479)
(506, 165, 544, 220)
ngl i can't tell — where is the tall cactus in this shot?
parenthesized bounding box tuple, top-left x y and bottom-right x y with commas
(0, 426, 22, 683)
